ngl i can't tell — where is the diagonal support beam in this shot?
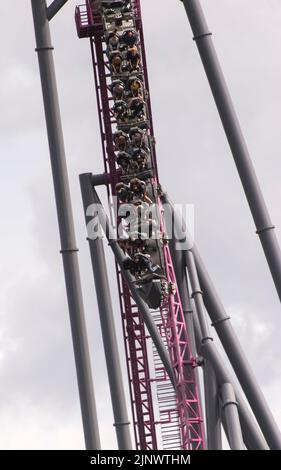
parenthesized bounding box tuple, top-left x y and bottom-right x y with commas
(47, 0, 69, 21)
(181, 0, 281, 302)
(79, 173, 175, 386)
(80, 173, 132, 450)
(221, 383, 244, 450)
(162, 192, 281, 449)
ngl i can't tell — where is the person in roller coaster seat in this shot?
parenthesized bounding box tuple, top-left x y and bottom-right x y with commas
(119, 237, 146, 259)
(111, 80, 125, 100)
(127, 45, 140, 72)
(128, 76, 143, 97)
(122, 29, 138, 46)
(130, 178, 152, 204)
(129, 96, 145, 121)
(127, 156, 139, 175)
(113, 100, 128, 122)
(116, 182, 132, 203)
(123, 252, 162, 281)
(130, 129, 150, 156)
(113, 131, 128, 151)
(130, 237, 147, 254)
(109, 51, 123, 74)
(116, 152, 130, 174)
(106, 31, 120, 52)
(135, 200, 158, 239)
(117, 236, 132, 254)
(116, 152, 139, 175)
(135, 252, 160, 274)
(133, 148, 149, 172)
(129, 127, 145, 147)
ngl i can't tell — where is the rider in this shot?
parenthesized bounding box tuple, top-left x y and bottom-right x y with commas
(115, 182, 132, 203)
(106, 31, 120, 52)
(130, 178, 152, 204)
(133, 148, 149, 172)
(123, 252, 161, 279)
(128, 76, 143, 97)
(113, 100, 128, 123)
(116, 152, 130, 174)
(113, 131, 128, 151)
(129, 96, 145, 121)
(116, 151, 139, 175)
(109, 51, 123, 74)
(129, 127, 146, 148)
(122, 29, 138, 46)
(127, 45, 140, 72)
(111, 80, 125, 100)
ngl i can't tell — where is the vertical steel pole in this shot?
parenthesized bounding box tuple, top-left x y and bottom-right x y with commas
(203, 360, 222, 450)
(31, 0, 101, 449)
(181, 0, 281, 302)
(164, 192, 281, 449)
(185, 251, 211, 342)
(221, 383, 244, 450)
(80, 173, 132, 450)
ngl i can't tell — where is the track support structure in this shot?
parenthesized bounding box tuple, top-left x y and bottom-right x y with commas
(221, 383, 244, 450)
(181, 0, 281, 303)
(80, 173, 132, 450)
(163, 192, 281, 449)
(31, 0, 101, 449)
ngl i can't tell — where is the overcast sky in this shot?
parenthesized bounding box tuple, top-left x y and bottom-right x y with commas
(0, 0, 281, 449)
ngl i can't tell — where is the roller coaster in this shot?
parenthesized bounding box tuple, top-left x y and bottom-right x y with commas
(31, 0, 281, 450)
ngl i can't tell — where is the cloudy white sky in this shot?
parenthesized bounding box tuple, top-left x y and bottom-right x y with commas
(0, 0, 281, 450)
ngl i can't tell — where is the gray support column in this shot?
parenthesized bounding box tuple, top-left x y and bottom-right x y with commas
(185, 250, 211, 342)
(79, 174, 174, 385)
(47, 0, 69, 20)
(221, 383, 244, 450)
(31, 1, 101, 449)
(80, 174, 132, 450)
(163, 192, 281, 449)
(204, 360, 222, 450)
(181, 0, 281, 302)
(188, 298, 203, 354)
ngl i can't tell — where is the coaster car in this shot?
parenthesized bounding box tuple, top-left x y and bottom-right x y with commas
(136, 279, 163, 309)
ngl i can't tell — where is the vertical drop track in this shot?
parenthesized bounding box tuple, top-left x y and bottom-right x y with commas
(75, 0, 205, 450)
